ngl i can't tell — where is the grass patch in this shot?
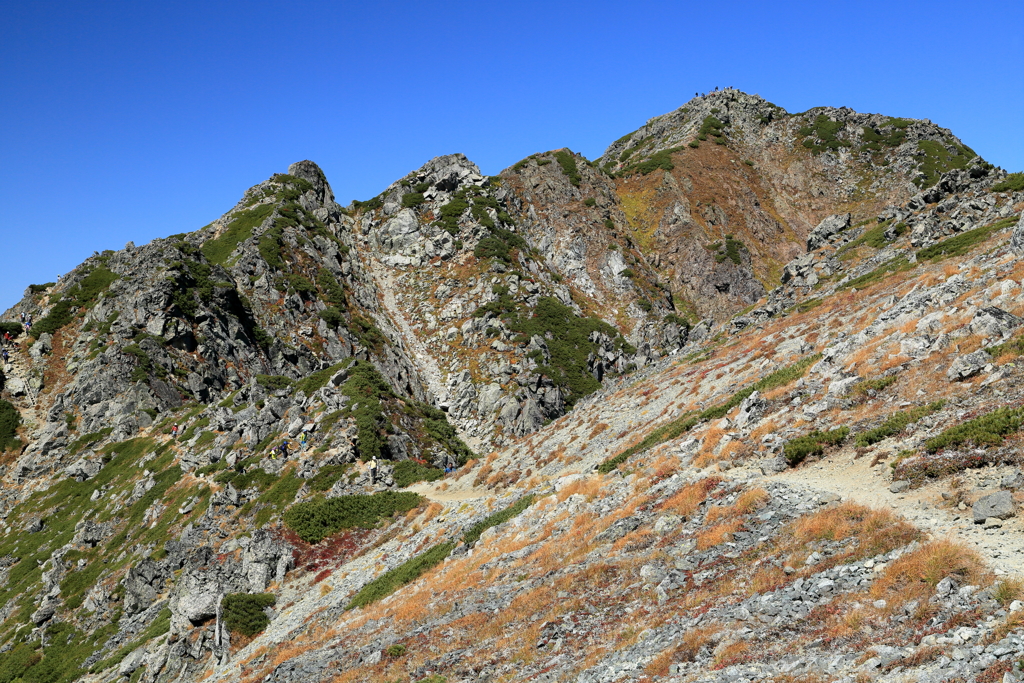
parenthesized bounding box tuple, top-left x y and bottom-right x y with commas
(308, 464, 349, 492)
(915, 139, 976, 188)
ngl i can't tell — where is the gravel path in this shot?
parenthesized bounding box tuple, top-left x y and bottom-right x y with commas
(764, 450, 1024, 578)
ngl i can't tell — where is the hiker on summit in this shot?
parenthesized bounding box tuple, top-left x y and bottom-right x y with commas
(368, 456, 378, 485)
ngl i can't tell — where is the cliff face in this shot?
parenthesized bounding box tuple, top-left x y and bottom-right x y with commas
(0, 92, 1022, 683)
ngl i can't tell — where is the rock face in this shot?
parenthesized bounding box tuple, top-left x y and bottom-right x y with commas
(807, 213, 851, 251)
(1012, 212, 1024, 254)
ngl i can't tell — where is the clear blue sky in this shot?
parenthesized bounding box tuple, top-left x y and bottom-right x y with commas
(2, 0, 1022, 312)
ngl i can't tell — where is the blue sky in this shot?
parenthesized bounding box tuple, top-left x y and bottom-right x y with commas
(2, 0, 1022, 312)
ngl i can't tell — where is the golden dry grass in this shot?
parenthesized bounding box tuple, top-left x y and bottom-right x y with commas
(870, 539, 990, 610)
(696, 519, 743, 550)
(660, 477, 721, 518)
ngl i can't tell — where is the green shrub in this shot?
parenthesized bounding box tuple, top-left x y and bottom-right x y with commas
(28, 282, 55, 294)
(697, 115, 727, 144)
(295, 362, 347, 396)
(347, 542, 455, 609)
(308, 464, 349, 492)
(201, 204, 275, 265)
(386, 644, 407, 657)
(436, 193, 470, 234)
(463, 495, 534, 546)
(393, 460, 444, 488)
(991, 173, 1024, 193)
(256, 374, 293, 391)
(316, 268, 347, 307)
(401, 192, 425, 208)
(855, 401, 945, 447)
(258, 225, 285, 270)
(783, 427, 850, 466)
(915, 216, 1018, 262)
(474, 236, 510, 262)
(583, 197, 596, 207)
(0, 322, 21, 339)
(32, 267, 119, 338)
(604, 219, 614, 229)
(337, 361, 394, 460)
(0, 399, 21, 453)
(852, 375, 898, 396)
(319, 306, 344, 329)
(797, 114, 850, 154)
(221, 593, 276, 636)
(554, 151, 581, 187)
(283, 491, 421, 544)
(924, 406, 1024, 453)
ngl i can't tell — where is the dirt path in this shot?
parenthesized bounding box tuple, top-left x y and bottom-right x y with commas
(760, 450, 1024, 578)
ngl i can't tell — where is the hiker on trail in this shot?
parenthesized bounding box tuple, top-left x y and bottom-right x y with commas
(278, 440, 289, 459)
(171, 424, 179, 438)
(299, 430, 309, 450)
(1, 349, 8, 364)
(19, 313, 25, 324)
(368, 456, 378, 484)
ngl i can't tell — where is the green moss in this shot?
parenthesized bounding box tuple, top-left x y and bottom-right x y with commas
(283, 491, 421, 544)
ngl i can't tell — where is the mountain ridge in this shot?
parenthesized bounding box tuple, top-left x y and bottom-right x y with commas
(0, 90, 1022, 683)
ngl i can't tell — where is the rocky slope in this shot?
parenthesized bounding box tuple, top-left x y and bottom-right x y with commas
(0, 91, 1022, 683)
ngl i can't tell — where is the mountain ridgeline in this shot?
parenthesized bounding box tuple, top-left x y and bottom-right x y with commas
(0, 90, 1022, 683)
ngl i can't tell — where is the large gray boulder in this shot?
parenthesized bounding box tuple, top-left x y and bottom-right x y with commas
(1011, 212, 1024, 255)
(807, 213, 851, 251)
(974, 490, 1015, 523)
(970, 307, 1022, 339)
(947, 351, 989, 381)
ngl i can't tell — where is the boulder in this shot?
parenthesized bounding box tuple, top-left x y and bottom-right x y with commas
(29, 333, 52, 360)
(970, 307, 1022, 339)
(947, 351, 989, 381)
(1011, 212, 1024, 255)
(973, 490, 1015, 524)
(734, 390, 767, 428)
(807, 213, 851, 251)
